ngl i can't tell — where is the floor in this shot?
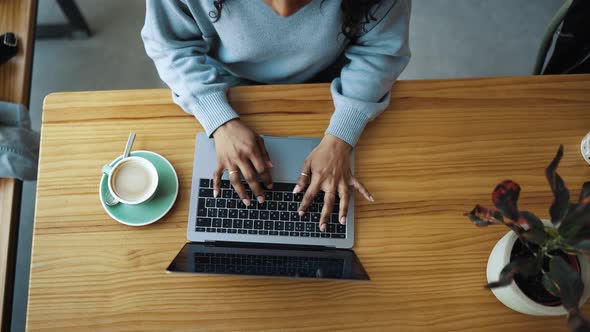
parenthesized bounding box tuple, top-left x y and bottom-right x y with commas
(11, 0, 564, 330)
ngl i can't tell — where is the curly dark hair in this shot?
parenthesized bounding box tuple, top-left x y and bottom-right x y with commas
(208, 0, 383, 41)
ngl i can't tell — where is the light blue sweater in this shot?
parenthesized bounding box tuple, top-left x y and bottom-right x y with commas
(141, 0, 411, 146)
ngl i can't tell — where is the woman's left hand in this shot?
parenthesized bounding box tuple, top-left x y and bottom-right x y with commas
(294, 134, 374, 232)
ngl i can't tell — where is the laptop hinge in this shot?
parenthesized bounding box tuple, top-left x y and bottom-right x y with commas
(204, 240, 337, 251)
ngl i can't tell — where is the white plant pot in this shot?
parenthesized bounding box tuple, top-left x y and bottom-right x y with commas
(487, 221, 590, 316)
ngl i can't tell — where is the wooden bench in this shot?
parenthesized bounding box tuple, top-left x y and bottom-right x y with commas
(0, 0, 37, 330)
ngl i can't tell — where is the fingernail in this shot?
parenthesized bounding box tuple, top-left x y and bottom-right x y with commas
(298, 210, 304, 216)
(266, 183, 273, 190)
(340, 216, 346, 225)
(320, 224, 327, 232)
(214, 189, 220, 198)
(266, 161, 274, 168)
(242, 198, 250, 206)
(293, 185, 301, 194)
(369, 195, 375, 202)
(257, 196, 264, 204)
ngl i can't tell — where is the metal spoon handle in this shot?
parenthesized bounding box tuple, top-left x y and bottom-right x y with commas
(123, 132, 136, 158)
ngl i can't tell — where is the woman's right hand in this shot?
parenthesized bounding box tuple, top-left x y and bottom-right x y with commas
(212, 119, 273, 205)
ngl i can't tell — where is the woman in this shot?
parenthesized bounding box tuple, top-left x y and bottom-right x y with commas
(142, 0, 411, 231)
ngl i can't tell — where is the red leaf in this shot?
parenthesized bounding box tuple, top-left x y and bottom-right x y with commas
(545, 145, 571, 225)
(492, 180, 521, 221)
(465, 205, 504, 227)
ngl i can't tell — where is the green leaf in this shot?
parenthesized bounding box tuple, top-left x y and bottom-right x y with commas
(545, 226, 559, 239)
(546, 256, 583, 311)
(545, 145, 570, 225)
(542, 273, 560, 297)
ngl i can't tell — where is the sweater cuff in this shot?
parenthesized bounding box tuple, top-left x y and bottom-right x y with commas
(325, 105, 370, 146)
(193, 90, 240, 136)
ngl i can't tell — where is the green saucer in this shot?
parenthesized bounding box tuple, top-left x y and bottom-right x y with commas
(99, 151, 179, 226)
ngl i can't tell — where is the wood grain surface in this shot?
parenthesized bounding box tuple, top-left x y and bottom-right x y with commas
(28, 75, 590, 331)
(0, 0, 37, 328)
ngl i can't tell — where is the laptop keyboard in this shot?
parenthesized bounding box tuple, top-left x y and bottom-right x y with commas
(193, 252, 345, 277)
(195, 178, 346, 238)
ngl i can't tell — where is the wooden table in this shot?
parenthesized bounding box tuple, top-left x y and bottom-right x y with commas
(0, 0, 37, 330)
(28, 75, 590, 331)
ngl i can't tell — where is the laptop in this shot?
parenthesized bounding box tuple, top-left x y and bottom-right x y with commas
(167, 132, 369, 281)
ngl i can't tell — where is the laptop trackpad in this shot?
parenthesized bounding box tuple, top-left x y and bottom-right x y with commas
(263, 136, 320, 183)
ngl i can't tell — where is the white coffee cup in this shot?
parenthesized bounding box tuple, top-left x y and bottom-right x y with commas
(102, 156, 159, 205)
(582, 132, 590, 165)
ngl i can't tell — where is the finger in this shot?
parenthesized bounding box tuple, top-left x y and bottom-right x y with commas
(338, 184, 349, 225)
(239, 161, 266, 203)
(298, 181, 320, 215)
(249, 150, 268, 176)
(259, 168, 274, 190)
(213, 164, 224, 198)
(294, 159, 311, 194)
(257, 136, 273, 169)
(228, 167, 249, 205)
(320, 191, 337, 232)
(350, 177, 374, 202)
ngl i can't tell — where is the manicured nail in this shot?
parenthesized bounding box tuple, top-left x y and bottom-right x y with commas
(257, 196, 265, 204)
(266, 161, 274, 168)
(369, 195, 375, 202)
(214, 189, 220, 198)
(298, 210, 304, 216)
(242, 198, 250, 206)
(266, 183, 273, 190)
(320, 224, 327, 232)
(340, 216, 347, 225)
(293, 185, 301, 194)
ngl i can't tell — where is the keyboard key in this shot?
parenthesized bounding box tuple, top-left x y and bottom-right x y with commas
(196, 227, 206, 232)
(259, 211, 270, 220)
(206, 198, 216, 207)
(295, 223, 304, 231)
(301, 232, 310, 237)
(249, 210, 259, 220)
(199, 179, 210, 188)
(264, 220, 273, 230)
(206, 228, 216, 233)
(227, 199, 237, 208)
(247, 201, 257, 209)
(238, 229, 247, 234)
(222, 190, 232, 199)
(254, 220, 264, 229)
(288, 202, 298, 211)
(268, 201, 278, 210)
(301, 213, 310, 222)
(278, 202, 288, 211)
(229, 209, 239, 219)
(284, 193, 293, 201)
(218, 209, 228, 218)
(305, 223, 314, 232)
(328, 224, 335, 233)
(331, 214, 339, 223)
(337, 224, 346, 233)
(285, 222, 295, 231)
(222, 219, 232, 228)
(273, 192, 283, 201)
(270, 211, 279, 220)
(331, 234, 345, 238)
(198, 198, 206, 208)
(259, 230, 269, 235)
(199, 188, 214, 197)
(275, 221, 284, 230)
(248, 230, 258, 235)
(290, 212, 300, 221)
(311, 213, 320, 223)
(213, 218, 222, 227)
(197, 205, 207, 217)
(228, 229, 237, 234)
(207, 209, 218, 218)
(294, 193, 304, 201)
(273, 182, 296, 192)
(269, 231, 279, 236)
(232, 191, 240, 199)
(243, 220, 253, 229)
(264, 192, 273, 201)
(290, 232, 300, 237)
(315, 193, 324, 203)
(279, 231, 289, 236)
(311, 233, 320, 237)
(280, 212, 290, 221)
(310, 203, 319, 213)
(221, 180, 230, 189)
(258, 201, 267, 210)
(196, 217, 211, 227)
(216, 229, 227, 233)
(321, 233, 330, 238)
(239, 210, 249, 219)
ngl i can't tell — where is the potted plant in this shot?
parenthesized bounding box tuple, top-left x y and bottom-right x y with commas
(465, 145, 590, 332)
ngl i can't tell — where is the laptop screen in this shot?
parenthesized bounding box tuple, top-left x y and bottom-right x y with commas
(167, 242, 370, 281)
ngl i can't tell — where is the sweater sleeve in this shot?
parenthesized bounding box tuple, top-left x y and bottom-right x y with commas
(141, 0, 238, 136)
(326, 0, 411, 146)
